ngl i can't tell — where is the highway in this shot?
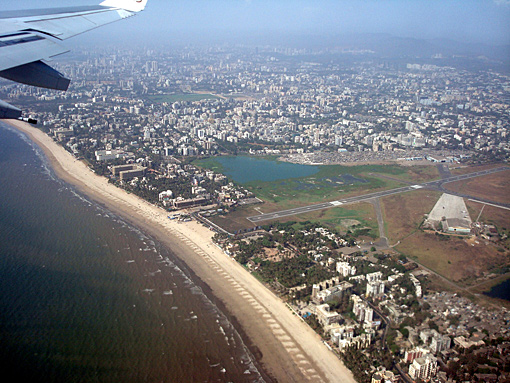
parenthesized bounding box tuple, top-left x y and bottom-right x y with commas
(247, 166, 510, 223)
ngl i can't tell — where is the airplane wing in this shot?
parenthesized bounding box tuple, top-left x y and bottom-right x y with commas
(0, 0, 147, 121)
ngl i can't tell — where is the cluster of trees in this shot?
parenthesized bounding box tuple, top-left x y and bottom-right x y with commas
(228, 222, 344, 288)
(341, 346, 379, 383)
(257, 256, 334, 288)
(342, 343, 397, 383)
(328, 294, 353, 315)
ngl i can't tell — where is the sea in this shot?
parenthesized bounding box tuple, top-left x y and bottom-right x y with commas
(0, 122, 266, 383)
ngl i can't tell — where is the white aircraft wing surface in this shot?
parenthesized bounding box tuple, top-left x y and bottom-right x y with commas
(0, 0, 147, 120)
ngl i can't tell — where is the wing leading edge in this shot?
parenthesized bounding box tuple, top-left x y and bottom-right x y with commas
(0, 0, 148, 121)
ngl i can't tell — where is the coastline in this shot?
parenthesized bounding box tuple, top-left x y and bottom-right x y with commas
(7, 119, 357, 383)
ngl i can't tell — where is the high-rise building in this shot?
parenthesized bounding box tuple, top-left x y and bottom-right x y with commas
(366, 280, 385, 298)
(408, 354, 438, 381)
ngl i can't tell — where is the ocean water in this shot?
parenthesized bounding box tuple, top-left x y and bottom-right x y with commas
(0, 123, 265, 383)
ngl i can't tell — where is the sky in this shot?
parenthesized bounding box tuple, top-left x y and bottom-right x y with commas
(3, 0, 510, 46)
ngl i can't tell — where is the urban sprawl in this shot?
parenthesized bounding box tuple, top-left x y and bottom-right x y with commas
(2, 44, 509, 383)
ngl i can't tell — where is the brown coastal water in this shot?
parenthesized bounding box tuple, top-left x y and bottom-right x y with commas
(0, 123, 266, 382)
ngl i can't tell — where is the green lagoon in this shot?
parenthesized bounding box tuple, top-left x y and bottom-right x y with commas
(199, 156, 320, 184)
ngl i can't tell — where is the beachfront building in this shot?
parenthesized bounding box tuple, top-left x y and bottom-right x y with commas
(158, 190, 174, 206)
(172, 196, 210, 209)
(372, 368, 398, 383)
(312, 281, 353, 304)
(95, 149, 133, 161)
(329, 324, 355, 344)
(338, 329, 375, 352)
(315, 304, 342, 326)
(118, 165, 146, 181)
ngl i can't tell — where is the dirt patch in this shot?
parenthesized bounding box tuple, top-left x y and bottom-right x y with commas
(467, 202, 510, 230)
(445, 169, 510, 204)
(450, 163, 504, 175)
(340, 219, 362, 229)
(381, 190, 442, 243)
(396, 232, 508, 283)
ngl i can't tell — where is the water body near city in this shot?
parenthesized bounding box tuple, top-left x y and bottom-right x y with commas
(484, 279, 510, 302)
(0, 123, 265, 382)
(213, 156, 319, 183)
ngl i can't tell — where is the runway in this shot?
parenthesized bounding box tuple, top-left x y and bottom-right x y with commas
(247, 166, 510, 223)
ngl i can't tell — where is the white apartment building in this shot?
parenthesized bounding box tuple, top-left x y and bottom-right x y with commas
(408, 354, 438, 381)
(337, 261, 357, 277)
(366, 280, 385, 298)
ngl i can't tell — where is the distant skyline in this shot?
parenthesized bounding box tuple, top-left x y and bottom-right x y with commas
(3, 0, 510, 46)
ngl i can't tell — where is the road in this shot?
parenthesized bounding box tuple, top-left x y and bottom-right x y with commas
(247, 165, 509, 223)
(370, 198, 389, 248)
(437, 163, 452, 179)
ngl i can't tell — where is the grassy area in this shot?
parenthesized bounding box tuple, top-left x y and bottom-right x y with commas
(193, 157, 226, 173)
(208, 206, 260, 233)
(450, 163, 503, 175)
(200, 159, 442, 238)
(275, 202, 379, 239)
(374, 164, 440, 183)
(146, 93, 220, 103)
(209, 200, 378, 239)
(196, 158, 445, 213)
(242, 164, 412, 210)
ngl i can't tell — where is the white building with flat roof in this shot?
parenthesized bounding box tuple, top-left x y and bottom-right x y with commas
(408, 354, 438, 381)
(337, 261, 357, 277)
(315, 304, 342, 326)
(366, 280, 385, 298)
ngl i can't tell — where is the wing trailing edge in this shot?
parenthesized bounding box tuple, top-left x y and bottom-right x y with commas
(0, 100, 21, 119)
(0, 1, 148, 121)
(0, 60, 70, 91)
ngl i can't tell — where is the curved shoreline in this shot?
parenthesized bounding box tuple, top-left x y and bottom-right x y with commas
(7, 119, 356, 383)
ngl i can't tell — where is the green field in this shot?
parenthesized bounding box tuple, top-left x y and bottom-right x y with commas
(210, 200, 378, 238)
(280, 203, 379, 238)
(242, 164, 408, 210)
(193, 157, 227, 173)
(146, 93, 220, 103)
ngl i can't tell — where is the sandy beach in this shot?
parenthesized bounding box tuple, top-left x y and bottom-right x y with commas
(8, 119, 356, 383)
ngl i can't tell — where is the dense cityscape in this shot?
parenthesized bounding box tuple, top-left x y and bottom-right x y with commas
(2, 44, 509, 162)
(2, 41, 509, 382)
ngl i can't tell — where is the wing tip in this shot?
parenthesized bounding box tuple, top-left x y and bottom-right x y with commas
(100, 0, 148, 13)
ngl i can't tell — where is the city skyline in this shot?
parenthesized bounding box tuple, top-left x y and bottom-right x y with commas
(4, 0, 510, 45)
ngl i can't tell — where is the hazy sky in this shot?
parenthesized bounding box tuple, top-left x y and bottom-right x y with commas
(4, 0, 510, 45)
